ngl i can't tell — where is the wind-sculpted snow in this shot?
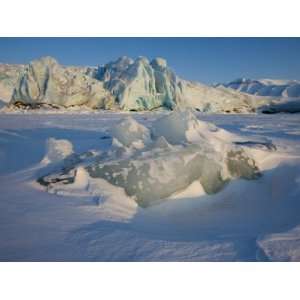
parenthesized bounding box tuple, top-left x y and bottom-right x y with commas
(2, 112, 300, 261)
(38, 110, 261, 207)
(0, 56, 271, 113)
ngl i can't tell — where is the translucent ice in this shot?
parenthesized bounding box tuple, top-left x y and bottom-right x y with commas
(110, 116, 151, 148)
(86, 144, 225, 207)
(38, 111, 261, 207)
(41, 138, 74, 164)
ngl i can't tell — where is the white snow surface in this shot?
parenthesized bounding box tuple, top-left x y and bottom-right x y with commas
(0, 111, 300, 261)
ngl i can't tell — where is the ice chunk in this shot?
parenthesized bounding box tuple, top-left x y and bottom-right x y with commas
(168, 180, 205, 199)
(37, 110, 261, 208)
(152, 110, 199, 144)
(153, 136, 174, 150)
(50, 167, 89, 194)
(151, 109, 236, 146)
(86, 144, 226, 207)
(72, 166, 89, 189)
(110, 116, 151, 148)
(84, 145, 260, 207)
(226, 149, 261, 179)
(41, 137, 73, 164)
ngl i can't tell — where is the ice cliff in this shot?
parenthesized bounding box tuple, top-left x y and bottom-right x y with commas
(10, 57, 115, 109)
(0, 63, 24, 102)
(1, 56, 270, 112)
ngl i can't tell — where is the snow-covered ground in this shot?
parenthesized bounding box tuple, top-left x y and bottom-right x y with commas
(0, 111, 300, 261)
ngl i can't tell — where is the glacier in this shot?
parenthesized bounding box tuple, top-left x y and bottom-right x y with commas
(0, 63, 24, 102)
(0, 56, 272, 113)
(10, 57, 115, 109)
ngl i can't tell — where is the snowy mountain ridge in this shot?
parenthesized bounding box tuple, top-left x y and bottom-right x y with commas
(216, 77, 300, 98)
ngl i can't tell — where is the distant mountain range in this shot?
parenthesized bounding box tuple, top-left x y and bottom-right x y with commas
(216, 78, 300, 98)
(0, 57, 299, 113)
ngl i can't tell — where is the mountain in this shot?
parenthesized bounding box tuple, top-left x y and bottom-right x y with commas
(216, 78, 300, 98)
(1, 56, 272, 112)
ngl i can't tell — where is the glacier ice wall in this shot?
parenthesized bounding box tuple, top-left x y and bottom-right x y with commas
(6, 56, 269, 112)
(10, 57, 115, 109)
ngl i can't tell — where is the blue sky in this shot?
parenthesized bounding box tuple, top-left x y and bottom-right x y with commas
(0, 38, 299, 84)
